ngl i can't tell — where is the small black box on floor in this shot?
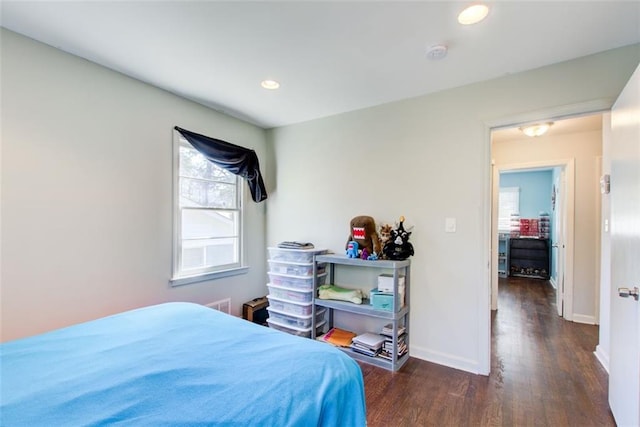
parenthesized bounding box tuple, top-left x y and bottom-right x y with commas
(242, 296, 269, 326)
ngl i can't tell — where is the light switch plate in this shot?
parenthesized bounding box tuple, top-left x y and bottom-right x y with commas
(445, 217, 456, 233)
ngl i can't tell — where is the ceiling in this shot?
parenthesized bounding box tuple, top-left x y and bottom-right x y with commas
(1, 1, 639, 129)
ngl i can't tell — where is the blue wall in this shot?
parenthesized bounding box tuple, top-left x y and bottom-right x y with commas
(500, 170, 553, 217)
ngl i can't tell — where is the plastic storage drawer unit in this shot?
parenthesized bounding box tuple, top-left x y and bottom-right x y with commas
(266, 307, 326, 329)
(266, 296, 313, 316)
(267, 283, 314, 303)
(268, 260, 326, 276)
(267, 319, 327, 338)
(267, 272, 326, 291)
(267, 247, 328, 263)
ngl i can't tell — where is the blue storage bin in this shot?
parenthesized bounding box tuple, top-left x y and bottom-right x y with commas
(370, 288, 404, 312)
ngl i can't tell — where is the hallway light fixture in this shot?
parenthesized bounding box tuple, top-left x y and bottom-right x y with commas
(519, 122, 554, 137)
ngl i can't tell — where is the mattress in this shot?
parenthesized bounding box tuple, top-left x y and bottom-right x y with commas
(0, 302, 366, 426)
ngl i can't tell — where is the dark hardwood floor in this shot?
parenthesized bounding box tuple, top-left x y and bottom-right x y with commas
(361, 277, 614, 426)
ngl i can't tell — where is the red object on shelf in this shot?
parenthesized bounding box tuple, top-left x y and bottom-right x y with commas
(520, 218, 541, 237)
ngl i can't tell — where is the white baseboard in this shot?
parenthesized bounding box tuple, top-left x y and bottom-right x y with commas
(549, 277, 557, 289)
(410, 344, 481, 375)
(572, 314, 597, 325)
(594, 345, 610, 373)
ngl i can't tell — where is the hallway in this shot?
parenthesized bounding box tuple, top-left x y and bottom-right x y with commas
(362, 277, 614, 426)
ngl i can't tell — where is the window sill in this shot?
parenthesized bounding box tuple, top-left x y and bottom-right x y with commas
(170, 266, 249, 287)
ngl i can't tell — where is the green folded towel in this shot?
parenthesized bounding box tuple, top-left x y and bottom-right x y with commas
(318, 284, 363, 304)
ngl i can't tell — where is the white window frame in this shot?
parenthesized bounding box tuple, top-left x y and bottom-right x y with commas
(498, 187, 520, 232)
(171, 132, 247, 286)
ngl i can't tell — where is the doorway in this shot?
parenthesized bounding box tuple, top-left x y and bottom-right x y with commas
(492, 160, 574, 319)
(490, 113, 603, 324)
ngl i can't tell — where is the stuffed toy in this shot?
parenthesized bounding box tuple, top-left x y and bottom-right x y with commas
(378, 223, 393, 259)
(346, 241, 359, 258)
(382, 216, 415, 260)
(346, 215, 381, 257)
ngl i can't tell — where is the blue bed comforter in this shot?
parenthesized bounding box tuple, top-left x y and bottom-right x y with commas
(0, 302, 366, 426)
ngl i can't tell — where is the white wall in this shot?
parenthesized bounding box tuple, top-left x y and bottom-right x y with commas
(266, 44, 640, 374)
(1, 30, 269, 341)
(493, 128, 603, 323)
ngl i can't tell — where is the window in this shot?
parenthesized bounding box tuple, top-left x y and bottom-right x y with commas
(172, 134, 244, 285)
(498, 187, 519, 232)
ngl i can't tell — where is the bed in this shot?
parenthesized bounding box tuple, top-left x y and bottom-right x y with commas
(0, 302, 366, 426)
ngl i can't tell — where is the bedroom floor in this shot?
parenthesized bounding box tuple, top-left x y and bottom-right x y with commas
(360, 277, 614, 426)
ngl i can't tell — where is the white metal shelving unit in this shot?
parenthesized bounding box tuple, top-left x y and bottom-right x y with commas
(312, 254, 410, 372)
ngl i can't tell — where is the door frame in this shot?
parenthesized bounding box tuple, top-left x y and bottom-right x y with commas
(481, 99, 611, 374)
(490, 159, 576, 321)
(555, 168, 566, 317)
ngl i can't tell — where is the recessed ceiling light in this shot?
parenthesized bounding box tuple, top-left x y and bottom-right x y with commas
(519, 122, 554, 137)
(261, 79, 280, 90)
(458, 4, 489, 25)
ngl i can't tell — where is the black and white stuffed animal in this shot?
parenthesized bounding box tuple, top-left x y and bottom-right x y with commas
(382, 216, 414, 260)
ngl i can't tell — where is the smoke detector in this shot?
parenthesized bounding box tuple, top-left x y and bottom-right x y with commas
(426, 44, 448, 60)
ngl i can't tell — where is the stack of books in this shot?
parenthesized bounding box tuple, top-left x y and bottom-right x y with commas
(350, 332, 385, 357)
(381, 323, 406, 337)
(378, 323, 408, 360)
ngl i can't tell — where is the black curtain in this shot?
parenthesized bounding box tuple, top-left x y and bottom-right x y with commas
(174, 126, 267, 203)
